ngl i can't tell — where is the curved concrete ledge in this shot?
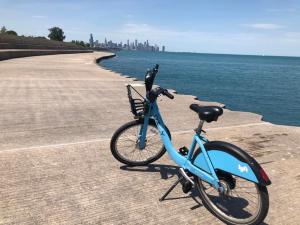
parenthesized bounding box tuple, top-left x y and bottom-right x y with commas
(0, 49, 93, 61)
(95, 53, 116, 63)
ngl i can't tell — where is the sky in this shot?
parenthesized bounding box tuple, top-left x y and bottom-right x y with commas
(0, 0, 300, 56)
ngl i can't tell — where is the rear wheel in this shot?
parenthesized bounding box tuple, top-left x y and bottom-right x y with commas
(110, 119, 170, 166)
(193, 144, 269, 225)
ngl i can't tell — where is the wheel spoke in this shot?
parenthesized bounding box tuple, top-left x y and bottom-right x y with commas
(197, 175, 263, 223)
(146, 139, 162, 147)
(114, 122, 164, 164)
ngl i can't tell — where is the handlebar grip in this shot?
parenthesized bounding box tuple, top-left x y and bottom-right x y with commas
(153, 64, 159, 74)
(163, 90, 174, 99)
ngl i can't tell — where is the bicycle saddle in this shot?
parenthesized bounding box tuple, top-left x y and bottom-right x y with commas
(190, 104, 223, 123)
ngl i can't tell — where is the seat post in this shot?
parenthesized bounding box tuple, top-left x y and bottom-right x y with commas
(195, 120, 204, 135)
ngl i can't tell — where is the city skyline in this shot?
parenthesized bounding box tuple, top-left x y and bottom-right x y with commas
(89, 34, 165, 52)
(0, 0, 299, 56)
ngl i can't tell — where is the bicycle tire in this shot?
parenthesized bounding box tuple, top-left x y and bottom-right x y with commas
(192, 142, 269, 225)
(110, 119, 171, 166)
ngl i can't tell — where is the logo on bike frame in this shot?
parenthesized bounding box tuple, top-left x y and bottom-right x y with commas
(238, 164, 248, 173)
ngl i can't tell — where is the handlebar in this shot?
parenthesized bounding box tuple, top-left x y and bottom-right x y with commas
(162, 89, 174, 99)
(147, 87, 174, 102)
(144, 64, 175, 101)
(153, 64, 159, 72)
(145, 64, 159, 92)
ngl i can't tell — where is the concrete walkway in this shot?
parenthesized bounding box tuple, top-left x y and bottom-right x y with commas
(0, 52, 299, 224)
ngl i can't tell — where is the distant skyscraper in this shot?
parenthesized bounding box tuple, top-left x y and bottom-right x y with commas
(135, 39, 138, 49)
(89, 34, 94, 48)
(95, 36, 162, 51)
(162, 46, 165, 52)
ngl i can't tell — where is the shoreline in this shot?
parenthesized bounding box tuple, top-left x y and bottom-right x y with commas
(97, 53, 228, 106)
(94, 52, 116, 64)
(96, 53, 268, 124)
(97, 52, 300, 128)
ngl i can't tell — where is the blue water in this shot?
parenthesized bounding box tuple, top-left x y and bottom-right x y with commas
(101, 51, 300, 126)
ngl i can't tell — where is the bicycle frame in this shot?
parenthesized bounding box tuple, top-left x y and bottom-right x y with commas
(139, 100, 221, 189)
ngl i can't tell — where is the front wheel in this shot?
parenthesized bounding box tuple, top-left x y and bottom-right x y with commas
(110, 119, 171, 166)
(193, 144, 269, 225)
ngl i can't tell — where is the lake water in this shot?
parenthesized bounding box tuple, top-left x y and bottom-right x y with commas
(100, 51, 300, 126)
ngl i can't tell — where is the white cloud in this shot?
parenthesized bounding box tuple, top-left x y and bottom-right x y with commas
(122, 23, 154, 34)
(99, 22, 300, 56)
(242, 23, 283, 30)
(118, 23, 211, 40)
(117, 23, 261, 42)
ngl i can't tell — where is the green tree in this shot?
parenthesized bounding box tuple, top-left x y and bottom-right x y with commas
(36, 36, 47, 39)
(48, 27, 65, 41)
(5, 30, 18, 36)
(0, 26, 7, 34)
(71, 40, 89, 48)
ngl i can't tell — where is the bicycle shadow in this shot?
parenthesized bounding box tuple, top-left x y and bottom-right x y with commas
(120, 164, 270, 224)
(120, 163, 179, 180)
(120, 163, 203, 209)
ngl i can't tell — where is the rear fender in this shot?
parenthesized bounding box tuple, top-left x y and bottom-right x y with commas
(193, 141, 271, 186)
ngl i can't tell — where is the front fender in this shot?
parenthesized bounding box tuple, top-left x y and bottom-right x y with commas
(193, 141, 271, 186)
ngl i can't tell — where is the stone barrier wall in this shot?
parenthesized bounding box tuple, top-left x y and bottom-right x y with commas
(0, 49, 93, 61)
(0, 34, 86, 50)
(95, 53, 116, 63)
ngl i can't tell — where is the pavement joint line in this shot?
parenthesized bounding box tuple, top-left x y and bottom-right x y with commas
(0, 139, 111, 153)
(205, 121, 270, 130)
(173, 121, 270, 135)
(0, 78, 128, 81)
(0, 122, 270, 153)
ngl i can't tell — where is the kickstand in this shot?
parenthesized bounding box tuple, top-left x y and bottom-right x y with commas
(159, 176, 184, 201)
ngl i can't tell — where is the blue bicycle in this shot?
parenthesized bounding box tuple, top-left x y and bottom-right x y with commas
(110, 65, 271, 225)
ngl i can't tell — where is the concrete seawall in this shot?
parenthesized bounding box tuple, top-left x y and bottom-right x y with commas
(95, 53, 116, 63)
(0, 52, 299, 224)
(0, 49, 93, 61)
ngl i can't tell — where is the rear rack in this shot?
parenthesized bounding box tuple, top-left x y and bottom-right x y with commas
(126, 84, 147, 117)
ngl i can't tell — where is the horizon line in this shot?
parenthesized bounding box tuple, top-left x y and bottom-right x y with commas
(120, 49, 300, 58)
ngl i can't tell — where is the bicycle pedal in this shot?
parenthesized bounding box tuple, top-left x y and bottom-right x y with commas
(178, 146, 189, 156)
(181, 180, 193, 193)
